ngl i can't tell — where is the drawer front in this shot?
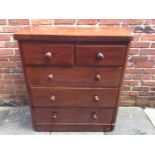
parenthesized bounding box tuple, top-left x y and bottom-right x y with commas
(22, 43, 74, 66)
(31, 87, 118, 107)
(76, 45, 126, 66)
(33, 108, 113, 124)
(26, 67, 122, 87)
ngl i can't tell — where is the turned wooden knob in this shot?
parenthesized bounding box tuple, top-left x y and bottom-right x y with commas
(92, 113, 98, 120)
(95, 74, 101, 81)
(45, 52, 52, 59)
(50, 95, 56, 101)
(94, 95, 99, 102)
(96, 52, 104, 60)
(51, 112, 57, 119)
(48, 74, 53, 80)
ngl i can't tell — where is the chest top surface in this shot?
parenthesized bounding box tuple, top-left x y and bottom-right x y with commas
(14, 26, 133, 42)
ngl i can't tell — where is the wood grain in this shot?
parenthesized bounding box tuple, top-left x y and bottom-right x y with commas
(26, 67, 122, 87)
(76, 45, 125, 66)
(21, 42, 74, 66)
(33, 108, 114, 124)
(30, 87, 118, 107)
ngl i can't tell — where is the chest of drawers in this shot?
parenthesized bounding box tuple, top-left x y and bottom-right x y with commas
(14, 27, 133, 132)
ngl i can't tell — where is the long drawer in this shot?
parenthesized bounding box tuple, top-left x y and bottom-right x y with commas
(33, 108, 114, 124)
(26, 67, 122, 87)
(30, 87, 118, 107)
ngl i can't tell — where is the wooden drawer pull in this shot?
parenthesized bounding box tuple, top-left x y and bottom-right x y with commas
(95, 74, 101, 81)
(94, 95, 99, 102)
(92, 113, 98, 120)
(51, 112, 57, 119)
(96, 52, 104, 60)
(45, 52, 52, 59)
(50, 95, 56, 101)
(48, 74, 53, 80)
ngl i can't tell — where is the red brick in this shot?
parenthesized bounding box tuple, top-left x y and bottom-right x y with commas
(133, 34, 141, 41)
(129, 91, 139, 96)
(135, 61, 154, 68)
(54, 19, 76, 25)
(122, 19, 144, 25)
(77, 19, 98, 25)
(8, 19, 29, 25)
(0, 90, 14, 94)
(121, 86, 131, 91)
(125, 68, 143, 74)
(3, 41, 18, 48)
(0, 80, 13, 85)
(0, 19, 7, 25)
(14, 90, 27, 96)
(139, 92, 155, 96)
(140, 49, 155, 55)
(151, 43, 155, 48)
(128, 49, 139, 55)
(130, 56, 149, 62)
(126, 62, 134, 67)
(0, 34, 11, 41)
(145, 19, 155, 25)
(1, 26, 30, 33)
(3, 74, 23, 80)
(0, 49, 14, 55)
(0, 56, 9, 61)
(150, 56, 155, 60)
(132, 86, 149, 91)
(99, 19, 121, 25)
(0, 62, 19, 68)
(142, 81, 155, 86)
(141, 34, 155, 41)
(133, 74, 152, 80)
(150, 87, 155, 91)
(0, 68, 10, 73)
(131, 42, 150, 48)
(31, 19, 53, 25)
(124, 74, 134, 80)
(123, 80, 139, 86)
(144, 69, 155, 74)
(14, 80, 25, 85)
(8, 56, 20, 61)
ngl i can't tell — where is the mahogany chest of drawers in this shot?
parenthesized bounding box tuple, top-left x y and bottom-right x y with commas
(14, 27, 133, 132)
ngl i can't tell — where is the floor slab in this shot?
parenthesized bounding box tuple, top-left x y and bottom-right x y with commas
(0, 107, 10, 126)
(105, 107, 155, 135)
(144, 108, 155, 127)
(0, 106, 49, 135)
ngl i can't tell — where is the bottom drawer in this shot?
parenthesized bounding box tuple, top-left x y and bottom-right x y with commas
(33, 124, 114, 132)
(33, 108, 114, 125)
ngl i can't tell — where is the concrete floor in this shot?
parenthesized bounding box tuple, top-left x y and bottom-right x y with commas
(0, 106, 155, 135)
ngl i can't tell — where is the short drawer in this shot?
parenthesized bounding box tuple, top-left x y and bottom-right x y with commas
(21, 42, 74, 66)
(75, 45, 126, 66)
(26, 67, 122, 87)
(30, 87, 118, 107)
(33, 108, 113, 124)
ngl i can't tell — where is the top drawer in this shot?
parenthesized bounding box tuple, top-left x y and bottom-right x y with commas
(75, 45, 126, 66)
(21, 43, 74, 66)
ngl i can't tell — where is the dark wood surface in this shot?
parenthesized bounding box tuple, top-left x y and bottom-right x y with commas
(26, 67, 122, 87)
(33, 108, 113, 124)
(76, 45, 125, 66)
(14, 26, 133, 132)
(30, 87, 118, 107)
(22, 42, 74, 66)
(14, 26, 133, 42)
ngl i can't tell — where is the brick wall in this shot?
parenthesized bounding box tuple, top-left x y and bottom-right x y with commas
(0, 19, 155, 106)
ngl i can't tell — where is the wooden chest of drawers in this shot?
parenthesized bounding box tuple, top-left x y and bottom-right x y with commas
(14, 27, 133, 132)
